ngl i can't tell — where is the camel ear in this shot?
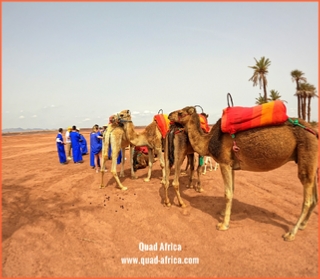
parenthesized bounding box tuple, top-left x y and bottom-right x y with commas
(127, 110, 131, 115)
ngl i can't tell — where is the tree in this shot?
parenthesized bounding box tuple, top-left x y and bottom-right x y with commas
(248, 57, 271, 103)
(268, 89, 286, 102)
(291, 69, 307, 118)
(255, 93, 267, 105)
(297, 82, 317, 122)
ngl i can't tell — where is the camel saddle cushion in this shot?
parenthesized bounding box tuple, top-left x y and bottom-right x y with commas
(154, 114, 170, 138)
(199, 114, 210, 133)
(221, 100, 288, 135)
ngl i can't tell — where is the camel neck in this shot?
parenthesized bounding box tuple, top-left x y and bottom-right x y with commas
(185, 113, 211, 156)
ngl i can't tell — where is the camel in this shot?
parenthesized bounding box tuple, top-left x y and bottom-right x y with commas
(168, 105, 318, 241)
(202, 156, 219, 174)
(162, 121, 204, 208)
(100, 114, 134, 191)
(117, 110, 166, 183)
(162, 107, 211, 207)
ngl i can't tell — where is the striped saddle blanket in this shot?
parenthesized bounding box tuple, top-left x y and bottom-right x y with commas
(221, 100, 288, 135)
(154, 114, 170, 138)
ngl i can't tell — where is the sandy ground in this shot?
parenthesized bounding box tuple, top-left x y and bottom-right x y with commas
(1, 129, 319, 277)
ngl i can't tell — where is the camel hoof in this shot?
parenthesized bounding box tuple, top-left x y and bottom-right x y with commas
(282, 232, 295, 241)
(99, 185, 105, 189)
(196, 187, 204, 193)
(131, 176, 138, 180)
(180, 203, 187, 208)
(216, 222, 229, 231)
(120, 173, 125, 178)
(120, 186, 128, 191)
(144, 178, 150, 182)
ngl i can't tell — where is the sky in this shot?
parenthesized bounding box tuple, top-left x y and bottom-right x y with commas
(2, 1, 318, 130)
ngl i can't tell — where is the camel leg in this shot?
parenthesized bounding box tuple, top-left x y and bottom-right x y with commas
(214, 162, 219, 171)
(109, 142, 127, 191)
(163, 136, 172, 206)
(144, 148, 154, 182)
(156, 147, 166, 184)
(202, 157, 207, 175)
(282, 168, 317, 241)
(100, 136, 110, 189)
(129, 145, 137, 179)
(185, 154, 195, 189)
(100, 153, 108, 189)
(172, 176, 186, 208)
(299, 177, 318, 230)
(119, 148, 126, 178)
(216, 164, 234, 231)
(195, 156, 204, 193)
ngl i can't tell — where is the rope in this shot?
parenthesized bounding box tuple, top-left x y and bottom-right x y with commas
(288, 118, 317, 136)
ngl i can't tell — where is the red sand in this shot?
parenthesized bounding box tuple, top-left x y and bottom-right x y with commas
(1, 130, 318, 277)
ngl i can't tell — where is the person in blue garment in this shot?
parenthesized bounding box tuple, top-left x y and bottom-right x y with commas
(90, 124, 103, 172)
(70, 125, 83, 164)
(56, 128, 67, 165)
(77, 128, 88, 155)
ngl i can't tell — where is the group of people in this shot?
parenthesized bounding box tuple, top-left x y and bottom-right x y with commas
(56, 126, 88, 165)
(56, 124, 122, 173)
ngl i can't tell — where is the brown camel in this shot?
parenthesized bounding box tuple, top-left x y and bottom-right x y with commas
(117, 110, 166, 183)
(163, 122, 204, 208)
(168, 106, 318, 241)
(100, 114, 134, 191)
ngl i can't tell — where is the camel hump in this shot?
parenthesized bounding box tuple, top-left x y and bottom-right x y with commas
(221, 100, 288, 135)
(154, 114, 170, 138)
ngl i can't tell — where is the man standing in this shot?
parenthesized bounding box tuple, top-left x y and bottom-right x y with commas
(65, 126, 72, 160)
(56, 128, 67, 165)
(70, 126, 83, 164)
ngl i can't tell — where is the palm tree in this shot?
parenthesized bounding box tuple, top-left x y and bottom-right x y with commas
(291, 69, 307, 118)
(255, 93, 267, 105)
(297, 83, 317, 122)
(268, 89, 286, 102)
(249, 57, 271, 103)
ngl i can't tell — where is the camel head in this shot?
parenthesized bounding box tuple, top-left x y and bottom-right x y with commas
(118, 109, 132, 123)
(168, 106, 196, 125)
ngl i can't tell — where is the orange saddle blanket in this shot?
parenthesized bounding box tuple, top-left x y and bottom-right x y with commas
(221, 100, 288, 135)
(199, 114, 210, 133)
(154, 114, 170, 138)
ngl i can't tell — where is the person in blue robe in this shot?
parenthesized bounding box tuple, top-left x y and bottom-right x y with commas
(90, 125, 100, 168)
(70, 126, 83, 163)
(77, 128, 88, 155)
(56, 128, 67, 164)
(90, 125, 103, 172)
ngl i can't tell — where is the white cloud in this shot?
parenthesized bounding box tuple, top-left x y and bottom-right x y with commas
(32, 115, 37, 118)
(83, 118, 91, 121)
(19, 115, 25, 119)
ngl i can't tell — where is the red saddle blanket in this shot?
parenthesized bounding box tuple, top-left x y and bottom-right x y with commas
(221, 100, 288, 135)
(154, 114, 170, 138)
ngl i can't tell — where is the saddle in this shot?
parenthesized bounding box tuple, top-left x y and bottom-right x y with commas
(221, 100, 288, 136)
(154, 114, 170, 138)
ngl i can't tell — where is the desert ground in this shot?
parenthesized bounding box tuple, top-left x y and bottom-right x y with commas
(1, 128, 319, 277)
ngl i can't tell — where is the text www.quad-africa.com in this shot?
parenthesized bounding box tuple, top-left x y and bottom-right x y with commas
(121, 255, 199, 265)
